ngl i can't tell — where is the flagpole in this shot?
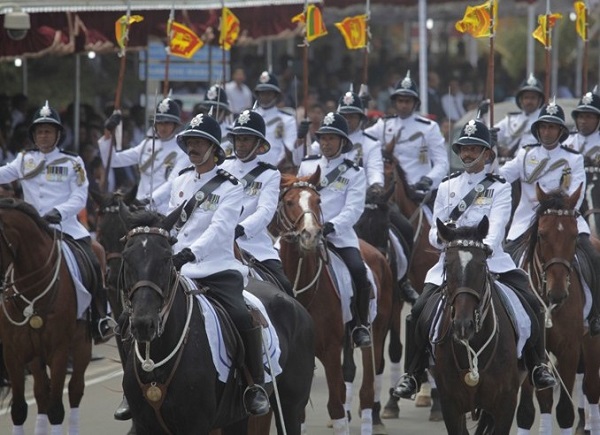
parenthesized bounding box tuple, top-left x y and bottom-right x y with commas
(488, 0, 495, 126)
(163, 2, 174, 97)
(221, 0, 227, 86)
(302, 0, 310, 158)
(582, 0, 589, 92)
(360, 0, 370, 94)
(544, 0, 551, 98)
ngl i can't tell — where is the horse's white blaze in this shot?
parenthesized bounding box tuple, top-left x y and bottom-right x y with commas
(142, 238, 148, 248)
(458, 251, 473, 269)
(299, 190, 318, 231)
(557, 222, 564, 232)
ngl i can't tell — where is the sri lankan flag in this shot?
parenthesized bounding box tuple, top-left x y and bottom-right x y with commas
(574, 1, 587, 41)
(532, 13, 563, 47)
(455, 0, 497, 38)
(335, 15, 368, 49)
(220, 7, 240, 51)
(292, 5, 327, 42)
(115, 14, 144, 50)
(169, 21, 203, 59)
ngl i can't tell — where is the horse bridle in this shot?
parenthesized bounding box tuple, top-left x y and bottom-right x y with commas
(277, 181, 323, 242)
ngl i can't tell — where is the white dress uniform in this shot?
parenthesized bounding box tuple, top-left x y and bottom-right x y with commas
(98, 135, 188, 200)
(425, 168, 517, 286)
(309, 129, 384, 187)
(500, 143, 588, 240)
(0, 148, 89, 240)
(297, 155, 366, 249)
(494, 109, 541, 154)
(564, 131, 600, 161)
(365, 114, 448, 188)
(254, 106, 298, 167)
(168, 166, 248, 279)
(221, 158, 281, 262)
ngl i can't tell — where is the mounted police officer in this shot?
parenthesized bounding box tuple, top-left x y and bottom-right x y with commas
(500, 100, 600, 336)
(0, 101, 113, 344)
(494, 73, 545, 160)
(194, 84, 234, 156)
(393, 119, 556, 399)
(253, 71, 301, 168)
(221, 109, 293, 295)
(365, 70, 448, 203)
(98, 97, 187, 205)
(298, 112, 372, 348)
(168, 113, 270, 416)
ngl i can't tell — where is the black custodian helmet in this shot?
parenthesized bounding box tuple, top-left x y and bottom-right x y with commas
(28, 101, 64, 144)
(391, 70, 420, 105)
(176, 113, 226, 164)
(316, 112, 352, 153)
(154, 97, 182, 125)
(531, 99, 569, 143)
(254, 71, 281, 93)
(200, 84, 231, 113)
(337, 90, 366, 118)
(572, 88, 600, 119)
(451, 119, 492, 155)
(515, 73, 545, 110)
(229, 109, 270, 154)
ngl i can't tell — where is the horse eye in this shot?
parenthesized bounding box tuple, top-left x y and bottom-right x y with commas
(285, 199, 293, 207)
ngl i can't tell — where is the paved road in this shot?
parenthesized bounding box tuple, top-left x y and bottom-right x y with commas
(0, 305, 576, 434)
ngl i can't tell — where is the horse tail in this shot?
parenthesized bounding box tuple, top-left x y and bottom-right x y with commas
(474, 409, 495, 435)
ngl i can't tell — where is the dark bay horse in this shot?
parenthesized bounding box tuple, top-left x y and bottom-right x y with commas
(515, 184, 600, 433)
(0, 198, 92, 434)
(277, 168, 393, 434)
(431, 216, 526, 434)
(118, 205, 314, 435)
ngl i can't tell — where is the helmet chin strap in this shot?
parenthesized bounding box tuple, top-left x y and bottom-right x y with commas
(235, 138, 261, 162)
(195, 144, 215, 166)
(460, 148, 487, 169)
(325, 140, 344, 160)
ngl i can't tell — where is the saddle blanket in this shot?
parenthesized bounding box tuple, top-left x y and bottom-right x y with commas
(180, 276, 282, 383)
(430, 281, 531, 358)
(328, 250, 378, 324)
(388, 229, 408, 279)
(61, 241, 92, 320)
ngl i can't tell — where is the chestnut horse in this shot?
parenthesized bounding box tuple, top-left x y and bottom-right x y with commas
(0, 198, 92, 434)
(277, 168, 393, 435)
(432, 216, 526, 434)
(515, 184, 600, 434)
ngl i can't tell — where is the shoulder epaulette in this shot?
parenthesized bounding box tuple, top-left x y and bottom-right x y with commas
(383, 114, 397, 119)
(363, 132, 377, 141)
(442, 171, 462, 182)
(59, 149, 78, 157)
(415, 116, 432, 125)
(178, 166, 195, 175)
(277, 109, 293, 117)
(217, 168, 239, 184)
(561, 145, 580, 154)
(486, 173, 506, 183)
(523, 143, 541, 149)
(225, 155, 235, 160)
(257, 161, 277, 170)
(302, 154, 321, 161)
(343, 159, 360, 171)
(508, 111, 521, 116)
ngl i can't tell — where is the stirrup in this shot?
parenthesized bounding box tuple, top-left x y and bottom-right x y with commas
(392, 374, 419, 400)
(351, 325, 372, 348)
(243, 384, 270, 416)
(95, 316, 117, 344)
(531, 364, 556, 391)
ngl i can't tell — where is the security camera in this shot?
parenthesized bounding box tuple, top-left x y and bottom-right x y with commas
(4, 9, 30, 41)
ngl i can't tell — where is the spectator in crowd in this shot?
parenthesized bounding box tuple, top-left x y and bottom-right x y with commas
(441, 77, 466, 123)
(225, 67, 254, 115)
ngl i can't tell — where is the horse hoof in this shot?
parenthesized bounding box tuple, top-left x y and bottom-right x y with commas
(381, 406, 399, 419)
(326, 420, 333, 428)
(415, 394, 431, 407)
(429, 409, 443, 422)
(372, 423, 388, 435)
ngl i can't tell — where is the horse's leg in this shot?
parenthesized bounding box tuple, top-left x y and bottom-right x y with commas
(67, 322, 92, 435)
(5, 352, 29, 434)
(437, 390, 467, 435)
(45, 341, 70, 432)
(516, 381, 536, 432)
(318, 345, 348, 434)
(381, 296, 402, 419)
(551, 347, 580, 432)
(29, 358, 51, 434)
(371, 318, 389, 435)
(489, 394, 519, 435)
(341, 327, 356, 421)
(358, 345, 375, 435)
(247, 414, 271, 435)
(582, 334, 600, 434)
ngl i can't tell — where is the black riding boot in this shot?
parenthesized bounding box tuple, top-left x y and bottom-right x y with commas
(114, 395, 131, 421)
(524, 311, 556, 391)
(91, 286, 115, 345)
(351, 283, 372, 348)
(393, 313, 427, 399)
(242, 327, 270, 416)
(399, 276, 420, 305)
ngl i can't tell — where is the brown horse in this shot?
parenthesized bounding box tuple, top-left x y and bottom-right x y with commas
(0, 198, 92, 434)
(431, 216, 526, 434)
(381, 151, 441, 418)
(277, 168, 393, 434)
(515, 184, 600, 433)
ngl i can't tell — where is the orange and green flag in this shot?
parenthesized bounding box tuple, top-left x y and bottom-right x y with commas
(532, 13, 563, 47)
(115, 14, 144, 50)
(220, 7, 240, 51)
(455, 0, 497, 38)
(292, 4, 327, 42)
(335, 15, 368, 49)
(169, 21, 203, 59)
(574, 1, 587, 41)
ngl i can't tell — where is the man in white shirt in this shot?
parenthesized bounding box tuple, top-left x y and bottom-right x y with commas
(225, 67, 253, 115)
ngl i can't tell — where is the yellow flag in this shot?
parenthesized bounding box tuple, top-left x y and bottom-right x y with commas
(455, 0, 497, 38)
(532, 13, 563, 47)
(115, 14, 144, 50)
(335, 15, 368, 50)
(220, 7, 240, 51)
(169, 21, 203, 59)
(574, 1, 587, 41)
(292, 5, 327, 42)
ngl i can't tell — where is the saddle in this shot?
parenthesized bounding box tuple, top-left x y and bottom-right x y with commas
(63, 237, 101, 295)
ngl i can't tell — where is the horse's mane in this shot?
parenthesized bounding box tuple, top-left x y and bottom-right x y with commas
(0, 198, 54, 236)
(521, 189, 571, 264)
(446, 225, 484, 242)
(126, 209, 166, 230)
(280, 173, 314, 190)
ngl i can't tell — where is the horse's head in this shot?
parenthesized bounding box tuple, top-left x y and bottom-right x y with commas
(355, 184, 395, 253)
(118, 202, 180, 342)
(278, 167, 323, 252)
(438, 216, 492, 341)
(529, 183, 582, 306)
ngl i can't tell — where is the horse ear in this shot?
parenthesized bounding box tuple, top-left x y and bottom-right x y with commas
(124, 184, 139, 205)
(162, 202, 185, 232)
(308, 166, 321, 187)
(436, 218, 452, 243)
(567, 183, 583, 209)
(535, 183, 547, 202)
(118, 201, 133, 227)
(477, 215, 489, 239)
